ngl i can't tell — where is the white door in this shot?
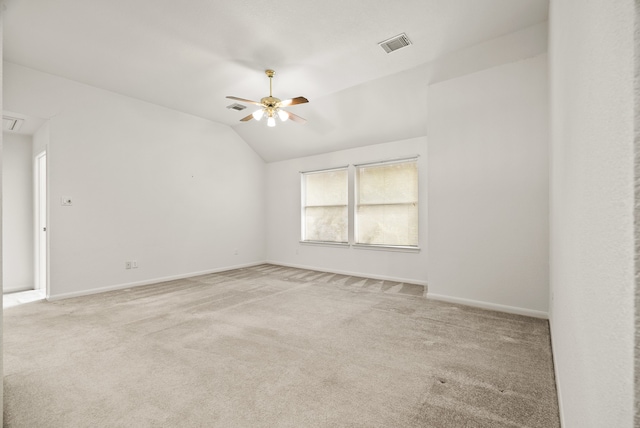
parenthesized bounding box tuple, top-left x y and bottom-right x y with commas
(35, 151, 47, 293)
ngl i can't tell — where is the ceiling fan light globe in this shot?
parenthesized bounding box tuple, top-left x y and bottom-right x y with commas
(252, 109, 264, 121)
(277, 110, 289, 122)
(267, 116, 276, 127)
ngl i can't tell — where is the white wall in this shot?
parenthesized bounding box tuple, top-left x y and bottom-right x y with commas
(549, 1, 635, 426)
(33, 120, 49, 156)
(2, 133, 34, 292)
(427, 55, 549, 317)
(266, 137, 427, 284)
(4, 62, 266, 299)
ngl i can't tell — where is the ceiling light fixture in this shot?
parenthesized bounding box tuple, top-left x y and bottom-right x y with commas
(257, 70, 285, 127)
(226, 69, 308, 127)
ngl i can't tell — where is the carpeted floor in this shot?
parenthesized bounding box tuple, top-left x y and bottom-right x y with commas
(3, 264, 560, 427)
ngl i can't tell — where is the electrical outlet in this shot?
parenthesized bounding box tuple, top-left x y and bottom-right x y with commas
(132, 260, 138, 269)
(125, 261, 132, 269)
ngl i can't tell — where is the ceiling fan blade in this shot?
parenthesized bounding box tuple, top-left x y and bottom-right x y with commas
(284, 110, 307, 124)
(239, 113, 254, 122)
(280, 96, 309, 107)
(226, 96, 263, 106)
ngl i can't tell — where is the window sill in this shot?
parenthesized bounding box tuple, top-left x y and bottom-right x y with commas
(299, 241, 350, 248)
(352, 244, 421, 253)
(299, 241, 420, 253)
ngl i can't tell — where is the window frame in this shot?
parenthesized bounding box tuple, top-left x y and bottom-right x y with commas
(299, 157, 420, 252)
(300, 165, 350, 245)
(354, 157, 419, 250)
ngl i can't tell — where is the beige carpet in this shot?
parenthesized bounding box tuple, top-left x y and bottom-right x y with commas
(3, 264, 559, 427)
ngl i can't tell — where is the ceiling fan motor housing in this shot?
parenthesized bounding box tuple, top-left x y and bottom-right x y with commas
(261, 96, 280, 108)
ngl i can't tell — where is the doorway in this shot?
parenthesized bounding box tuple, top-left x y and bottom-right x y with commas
(2, 117, 49, 307)
(2, 139, 47, 307)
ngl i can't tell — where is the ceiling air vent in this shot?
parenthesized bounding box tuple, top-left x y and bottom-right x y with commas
(378, 33, 412, 53)
(226, 103, 247, 111)
(3, 116, 24, 132)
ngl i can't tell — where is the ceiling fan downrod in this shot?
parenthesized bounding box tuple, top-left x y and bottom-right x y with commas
(266, 69, 275, 97)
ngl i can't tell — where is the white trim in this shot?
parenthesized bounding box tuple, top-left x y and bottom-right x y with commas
(299, 241, 350, 248)
(354, 158, 419, 248)
(300, 165, 349, 175)
(46, 261, 265, 301)
(352, 243, 421, 253)
(427, 293, 549, 319)
(34, 150, 48, 297)
(353, 155, 419, 168)
(300, 167, 349, 242)
(548, 317, 566, 427)
(264, 260, 428, 287)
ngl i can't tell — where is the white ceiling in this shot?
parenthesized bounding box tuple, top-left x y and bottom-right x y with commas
(3, 0, 548, 162)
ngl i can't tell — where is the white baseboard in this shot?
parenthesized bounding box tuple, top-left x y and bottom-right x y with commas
(47, 261, 266, 301)
(427, 293, 549, 319)
(265, 260, 428, 287)
(548, 317, 565, 427)
(46, 261, 548, 321)
(3, 286, 35, 294)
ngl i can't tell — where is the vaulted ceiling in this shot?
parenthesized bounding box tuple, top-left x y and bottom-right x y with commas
(3, 0, 548, 162)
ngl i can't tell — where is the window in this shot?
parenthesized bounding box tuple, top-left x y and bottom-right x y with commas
(355, 159, 418, 247)
(300, 157, 419, 250)
(301, 167, 348, 243)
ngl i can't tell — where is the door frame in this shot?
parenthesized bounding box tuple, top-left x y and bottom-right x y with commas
(34, 150, 48, 296)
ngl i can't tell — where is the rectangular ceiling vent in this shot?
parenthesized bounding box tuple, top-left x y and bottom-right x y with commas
(226, 103, 247, 111)
(378, 33, 412, 54)
(3, 116, 24, 132)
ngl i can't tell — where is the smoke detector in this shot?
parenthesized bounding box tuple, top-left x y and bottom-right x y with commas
(378, 33, 412, 53)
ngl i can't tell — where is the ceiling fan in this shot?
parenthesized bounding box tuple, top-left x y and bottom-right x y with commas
(226, 69, 308, 127)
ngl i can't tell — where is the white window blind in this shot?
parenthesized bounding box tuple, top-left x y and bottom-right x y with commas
(355, 159, 418, 247)
(301, 167, 348, 243)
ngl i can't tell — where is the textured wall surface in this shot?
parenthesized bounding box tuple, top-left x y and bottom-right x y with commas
(549, 0, 635, 426)
(635, 1, 640, 424)
(1, 5, 5, 424)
